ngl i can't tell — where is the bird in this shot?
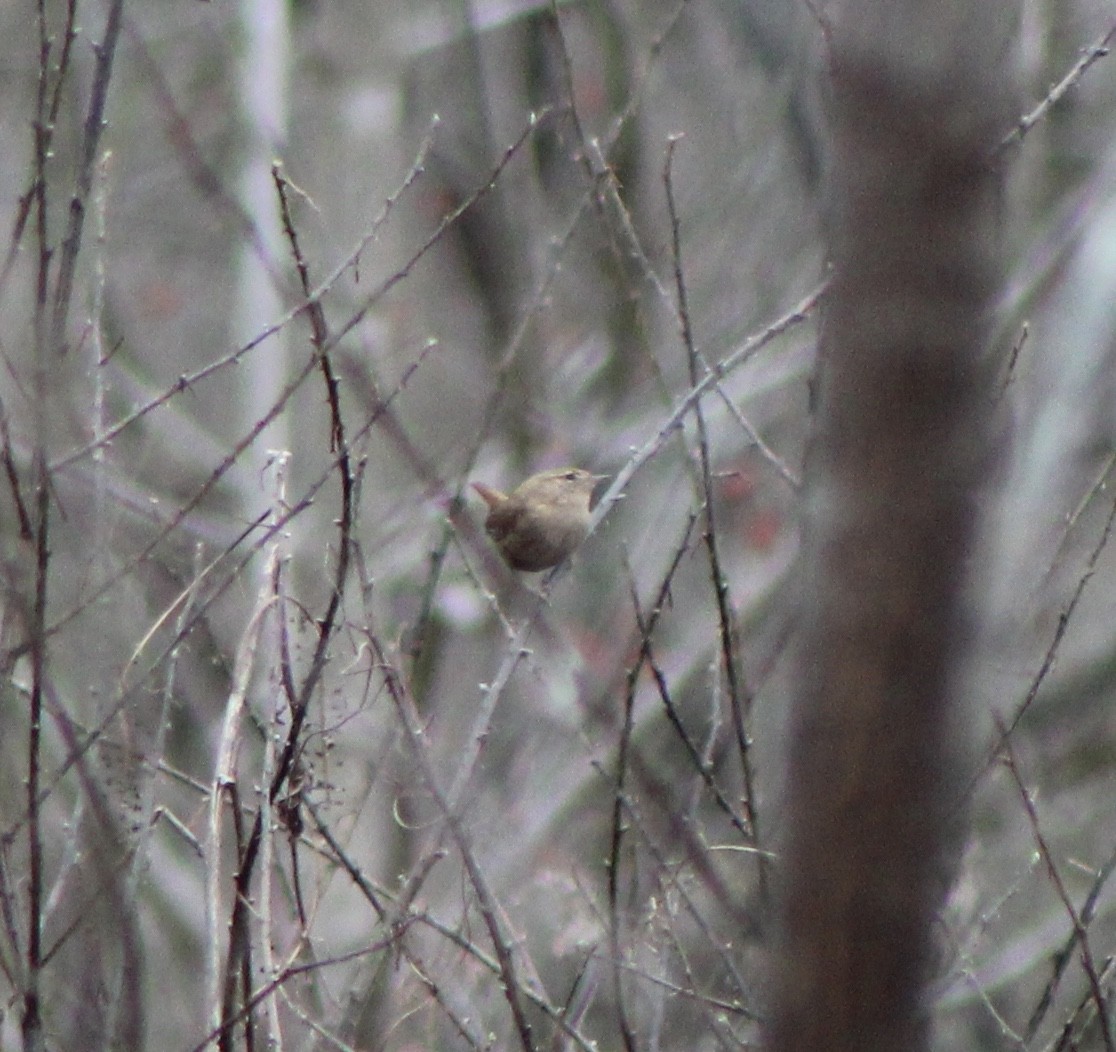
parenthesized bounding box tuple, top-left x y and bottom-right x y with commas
(472, 467, 605, 571)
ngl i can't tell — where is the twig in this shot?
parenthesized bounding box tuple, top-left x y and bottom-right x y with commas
(1036, 452, 1116, 599)
(49, 111, 445, 476)
(996, 321, 1028, 400)
(21, 0, 67, 1040)
(0, 0, 76, 300)
(1000, 20, 1116, 152)
(256, 454, 292, 1051)
(14, 120, 450, 664)
(586, 282, 823, 542)
(1042, 958, 1116, 1052)
(50, 0, 124, 350)
(581, 132, 801, 491)
(1026, 840, 1116, 1041)
(0, 338, 433, 857)
(216, 156, 366, 1043)
(0, 394, 32, 539)
(607, 516, 698, 1052)
(372, 639, 539, 1052)
(268, 163, 354, 807)
(205, 572, 279, 1039)
(663, 137, 766, 894)
(315, 797, 605, 1052)
(971, 491, 1116, 795)
(640, 618, 753, 840)
(601, 764, 759, 1007)
(188, 929, 411, 1052)
(307, 800, 505, 1049)
(998, 730, 1115, 1052)
(207, 454, 290, 1044)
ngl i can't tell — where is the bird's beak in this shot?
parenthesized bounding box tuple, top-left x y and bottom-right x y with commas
(472, 481, 505, 508)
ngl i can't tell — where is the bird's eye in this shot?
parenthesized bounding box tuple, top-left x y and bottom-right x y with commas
(564, 471, 578, 480)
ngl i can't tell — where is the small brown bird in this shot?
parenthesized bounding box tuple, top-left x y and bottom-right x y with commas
(473, 467, 604, 571)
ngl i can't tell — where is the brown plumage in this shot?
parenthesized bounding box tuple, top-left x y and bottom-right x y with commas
(472, 467, 603, 571)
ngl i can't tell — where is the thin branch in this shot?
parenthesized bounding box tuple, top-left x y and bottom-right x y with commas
(14, 119, 463, 665)
(314, 788, 605, 1052)
(22, 0, 56, 1043)
(586, 283, 822, 543)
(430, 0, 699, 646)
(638, 619, 752, 840)
(188, 929, 412, 1052)
(268, 162, 354, 807)
(372, 639, 539, 1052)
(206, 558, 284, 1039)
(1000, 20, 1116, 152)
(0, 0, 77, 303)
(50, 0, 124, 350)
(1026, 831, 1116, 1041)
(664, 137, 765, 892)
(1042, 959, 1116, 1052)
(606, 517, 700, 1052)
(996, 322, 1028, 400)
(601, 762, 760, 1009)
(0, 394, 32, 539)
(217, 159, 362, 1044)
(0, 338, 434, 857)
(48, 112, 440, 476)
(581, 129, 801, 491)
(998, 731, 1115, 1052)
(971, 490, 1116, 796)
(1036, 452, 1116, 598)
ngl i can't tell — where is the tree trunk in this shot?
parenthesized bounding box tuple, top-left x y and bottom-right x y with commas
(769, 4, 1016, 1050)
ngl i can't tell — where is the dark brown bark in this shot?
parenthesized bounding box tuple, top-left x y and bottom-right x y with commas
(769, 4, 1016, 1050)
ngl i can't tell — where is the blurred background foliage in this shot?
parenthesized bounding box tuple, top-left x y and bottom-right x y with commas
(1, 0, 1116, 1049)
